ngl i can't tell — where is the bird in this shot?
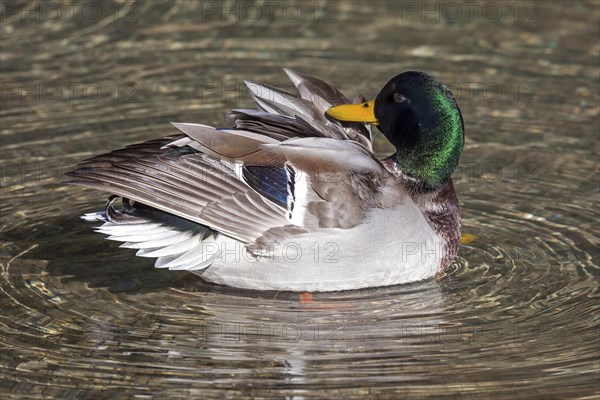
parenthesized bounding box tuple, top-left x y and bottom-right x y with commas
(67, 69, 464, 292)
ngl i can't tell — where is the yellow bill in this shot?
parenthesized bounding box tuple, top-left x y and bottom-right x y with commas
(326, 100, 379, 124)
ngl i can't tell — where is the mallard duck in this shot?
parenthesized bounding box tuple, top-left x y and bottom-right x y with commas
(68, 69, 464, 292)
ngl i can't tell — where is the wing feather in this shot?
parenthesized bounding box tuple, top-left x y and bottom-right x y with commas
(69, 69, 387, 252)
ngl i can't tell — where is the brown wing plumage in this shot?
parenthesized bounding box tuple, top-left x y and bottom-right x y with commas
(67, 135, 288, 243)
(68, 70, 384, 248)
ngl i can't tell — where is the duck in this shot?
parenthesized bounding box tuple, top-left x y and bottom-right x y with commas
(67, 69, 464, 292)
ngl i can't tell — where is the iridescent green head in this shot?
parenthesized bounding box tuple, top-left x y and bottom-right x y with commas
(374, 71, 464, 189)
(327, 71, 464, 190)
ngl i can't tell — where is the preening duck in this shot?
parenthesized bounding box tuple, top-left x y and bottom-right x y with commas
(68, 69, 464, 292)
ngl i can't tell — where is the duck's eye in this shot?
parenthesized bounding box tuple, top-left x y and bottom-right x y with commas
(394, 93, 408, 103)
(362, 102, 369, 108)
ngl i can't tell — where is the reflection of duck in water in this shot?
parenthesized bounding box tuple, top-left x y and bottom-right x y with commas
(193, 279, 449, 390)
(68, 69, 464, 292)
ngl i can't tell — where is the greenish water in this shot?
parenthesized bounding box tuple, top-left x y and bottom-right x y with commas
(1, 1, 598, 398)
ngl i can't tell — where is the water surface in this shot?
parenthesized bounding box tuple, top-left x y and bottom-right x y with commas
(1, 1, 598, 398)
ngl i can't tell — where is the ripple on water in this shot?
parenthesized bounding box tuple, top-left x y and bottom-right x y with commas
(1, 199, 597, 397)
(1, 0, 599, 397)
